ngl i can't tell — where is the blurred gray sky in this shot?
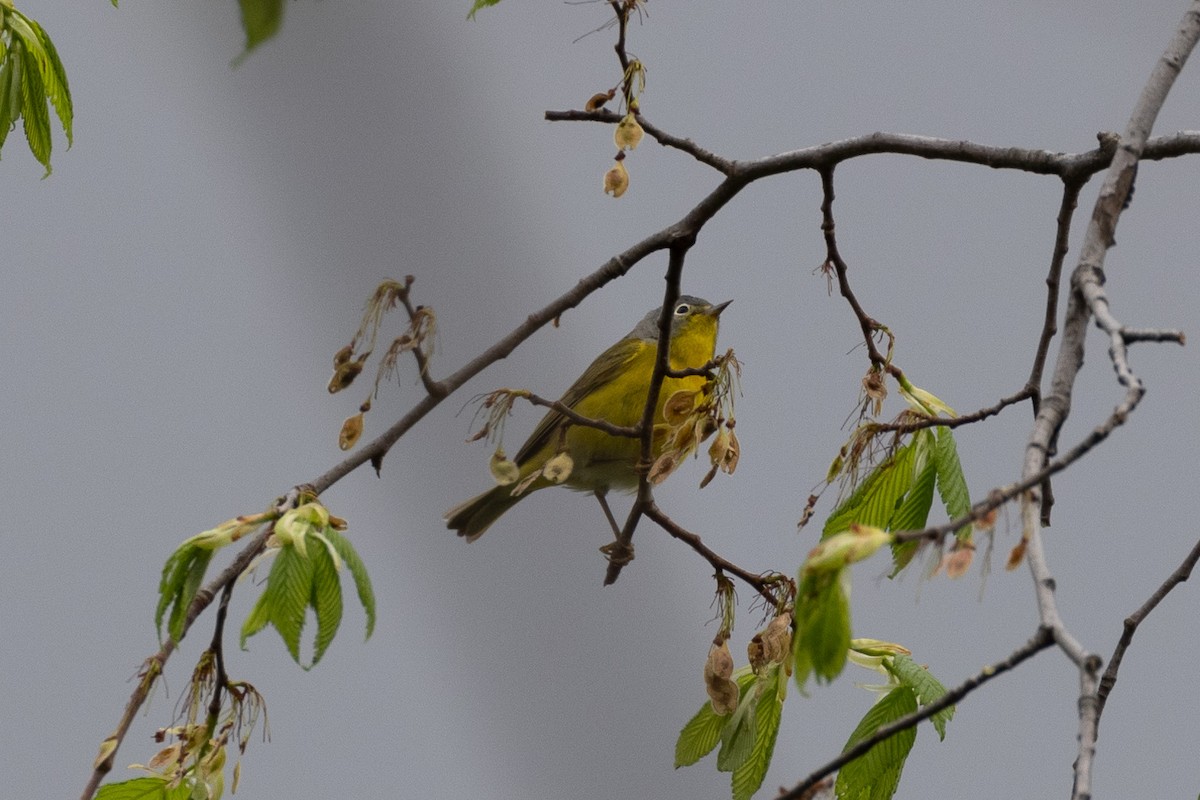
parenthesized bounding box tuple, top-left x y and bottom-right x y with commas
(4, 2, 1199, 798)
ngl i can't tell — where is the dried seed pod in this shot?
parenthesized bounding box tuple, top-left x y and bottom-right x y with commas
(339, 413, 364, 451)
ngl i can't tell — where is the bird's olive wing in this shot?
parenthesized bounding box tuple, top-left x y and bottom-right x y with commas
(514, 336, 646, 465)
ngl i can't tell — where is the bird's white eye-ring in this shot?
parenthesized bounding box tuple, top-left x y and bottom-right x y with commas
(674, 303, 691, 315)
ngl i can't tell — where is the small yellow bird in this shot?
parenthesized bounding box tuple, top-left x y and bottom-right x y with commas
(445, 296, 731, 541)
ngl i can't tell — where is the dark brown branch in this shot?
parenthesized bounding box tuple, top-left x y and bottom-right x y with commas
(545, 109, 734, 173)
(641, 500, 783, 605)
(521, 391, 640, 438)
(779, 627, 1055, 800)
(865, 387, 1034, 435)
(818, 165, 900, 380)
(1095, 537, 1200, 721)
(396, 278, 446, 399)
(604, 242, 694, 585)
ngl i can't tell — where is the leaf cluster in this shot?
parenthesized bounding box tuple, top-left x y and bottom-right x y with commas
(0, 3, 71, 175)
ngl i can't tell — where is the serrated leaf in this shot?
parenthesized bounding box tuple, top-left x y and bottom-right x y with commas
(324, 527, 375, 639)
(94, 775, 191, 800)
(824, 442, 916, 538)
(5, 42, 22, 126)
(886, 654, 954, 740)
(715, 685, 756, 773)
(240, 547, 313, 663)
(467, 0, 502, 19)
(887, 461, 936, 575)
(675, 670, 757, 768)
(934, 427, 970, 536)
(731, 666, 787, 800)
(26, 14, 71, 145)
(18, 34, 51, 175)
(0, 54, 11, 152)
(836, 686, 918, 800)
(793, 569, 851, 688)
(236, 0, 283, 61)
(155, 544, 213, 643)
(307, 535, 344, 669)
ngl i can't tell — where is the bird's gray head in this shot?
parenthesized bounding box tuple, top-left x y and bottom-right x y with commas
(628, 295, 731, 341)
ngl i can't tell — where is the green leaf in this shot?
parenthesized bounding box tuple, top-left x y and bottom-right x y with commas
(155, 543, 214, 643)
(467, 0, 502, 20)
(824, 442, 916, 538)
(235, 0, 284, 62)
(0, 49, 13, 152)
(715, 684, 756, 773)
(836, 686, 918, 800)
(887, 460, 936, 575)
(240, 546, 314, 663)
(886, 654, 954, 740)
(6, 39, 22, 125)
(731, 666, 787, 800)
(18, 32, 50, 175)
(675, 670, 756, 768)
(793, 568, 851, 688)
(95, 776, 191, 800)
(934, 427, 970, 535)
(308, 534, 344, 669)
(324, 527, 376, 639)
(25, 14, 72, 145)
(675, 700, 727, 768)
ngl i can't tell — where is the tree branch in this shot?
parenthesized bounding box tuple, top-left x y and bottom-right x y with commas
(779, 627, 1055, 800)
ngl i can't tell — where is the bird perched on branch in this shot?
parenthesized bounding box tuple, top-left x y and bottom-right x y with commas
(445, 295, 731, 541)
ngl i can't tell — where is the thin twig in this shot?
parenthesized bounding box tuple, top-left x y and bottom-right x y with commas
(641, 501, 783, 605)
(779, 627, 1055, 800)
(1096, 537, 1200, 721)
(604, 242, 694, 584)
(521, 391, 640, 438)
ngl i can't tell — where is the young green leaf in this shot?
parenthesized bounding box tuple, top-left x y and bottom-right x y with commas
(467, 0, 503, 20)
(155, 543, 214, 643)
(824, 441, 916, 538)
(18, 32, 51, 174)
(835, 686, 919, 800)
(886, 654, 954, 740)
(793, 568, 852, 688)
(94, 775, 192, 800)
(26, 14, 71, 145)
(934, 427, 970, 535)
(715, 685, 756, 773)
(887, 460, 936, 575)
(731, 665, 788, 800)
(324, 526, 376, 639)
(236, 0, 284, 61)
(675, 670, 757, 769)
(240, 546, 314, 663)
(308, 534, 344, 669)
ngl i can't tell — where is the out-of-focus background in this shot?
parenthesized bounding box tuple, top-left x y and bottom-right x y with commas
(4, 2, 1199, 797)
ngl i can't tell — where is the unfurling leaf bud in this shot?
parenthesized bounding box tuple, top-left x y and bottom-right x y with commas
(614, 112, 644, 151)
(542, 451, 574, 484)
(704, 639, 739, 716)
(490, 449, 519, 486)
(603, 159, 629, 198)
(339, 413, 364, 451)
(803, 524, 892, 575)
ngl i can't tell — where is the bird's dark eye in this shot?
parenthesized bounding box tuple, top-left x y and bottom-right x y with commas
(674, 303, 690, 315)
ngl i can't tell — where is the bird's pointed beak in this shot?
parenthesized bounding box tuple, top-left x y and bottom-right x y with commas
(709, 300, 732, 317)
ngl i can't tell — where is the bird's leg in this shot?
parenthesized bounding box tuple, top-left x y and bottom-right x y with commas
(593, 489, 621, 537)
(595, 490, 635, 566)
